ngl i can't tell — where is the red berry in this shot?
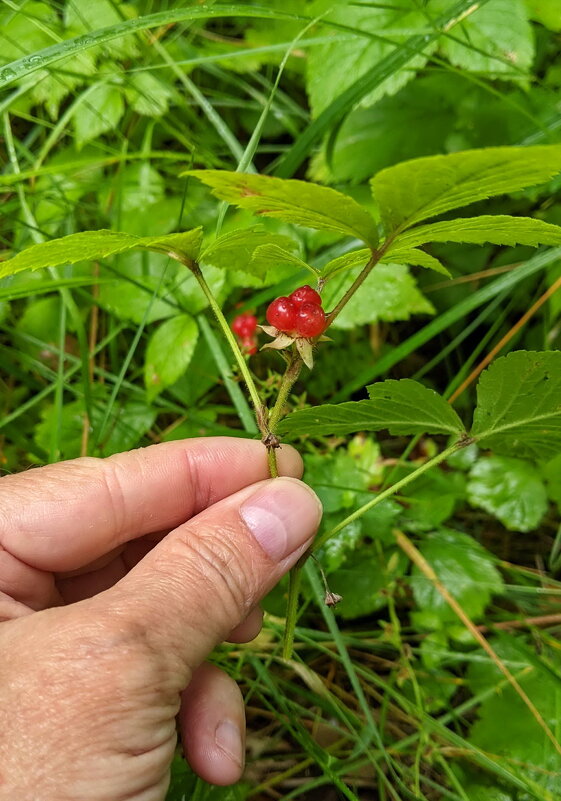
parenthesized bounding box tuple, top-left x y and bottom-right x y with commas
(266, 296, 297, 332)
(295, 302, 326, 338)
(290, 285, 322, 308)
(232, 312, 257, 337)
(241, 335, 258, 355)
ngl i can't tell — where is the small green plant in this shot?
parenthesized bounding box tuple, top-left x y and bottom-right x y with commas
(3, 144, 561, 678)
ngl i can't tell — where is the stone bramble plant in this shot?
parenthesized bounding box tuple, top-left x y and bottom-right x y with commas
(3, 146, 561, 716)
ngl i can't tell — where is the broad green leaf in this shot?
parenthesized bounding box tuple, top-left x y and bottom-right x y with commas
(467, 455, 548, 532)
(434, 0, 534, 79)
(0, 228, 203, 279)
(321, 263, 434, 329)
(306, 0, 435, 117)
(525, 0, 561, 30)
(201, 227, 302, 276)
(466, 636, 561, 797)
(371, 145, 561, 234)
(64, 0, 139, 58)
(278, 379, 465, 438)
(380, 245, 449, 276)
(471, 351, 561, 461)
(309, 73, 457, 185)
(186, 171, 379, 247)
(74, 83, 125, 150)
(541, 453, 561, 510)
(410, 528, 504, 627)
(144, 315, 199, 401)
(249, 243, 318, 278)
(303, 451, 369, 515)
(395, 215, 561, 250)
(328, 548, 407, 620)
(398, 469, 467, 532)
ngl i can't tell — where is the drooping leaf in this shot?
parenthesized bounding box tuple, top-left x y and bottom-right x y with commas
(395, 215, 561, 250)
(278, 379, 465, 438)
(306, 0, 436, 117)
(144, 314, 199, 401)
(186, 171, 379, 248)
(0, 228, 203, 279)
(371, 145, 561, 234)
(201, 227, 302, 276)
(467, 455, 548, 532)
(471, 351, 561, 461)
(321, 263, 434, 329)
(409, 528, 504, 628)
(433, 0, 534, 79)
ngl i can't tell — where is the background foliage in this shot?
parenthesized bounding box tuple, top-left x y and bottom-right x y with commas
(2, 1, 561, 799)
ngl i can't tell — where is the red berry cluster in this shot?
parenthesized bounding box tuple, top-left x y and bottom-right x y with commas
(266, 285, 326, 338)
(232, 312, 258, 355)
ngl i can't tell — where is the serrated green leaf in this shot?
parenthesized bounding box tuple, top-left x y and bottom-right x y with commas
(144, 314, 199, 401)
(371, 145, 561, 234)
(306, 0, 435, 117)
(471, 351, 561, 461)
(395, 215, 561, 249)
(322, 248, 370, 279)
(380, 245, 450, 276)
(186, 170, 379, 247)
(250, 243, 318, 278)
(278, 379, 465, 438)
(434, 0, 534, 79)
(410, 528, 504, 627)
(0, 228, 203, 279)
(467, 455, 548, 532)
(201, 227, 302, 276)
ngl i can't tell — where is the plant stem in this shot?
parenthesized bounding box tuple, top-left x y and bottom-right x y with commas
(313, 439, 469, 553)
(268, 352, 303, 432)
(188, 261, 267, 435)
(282, 557, 304, 659)
(326, 245, 380, 325)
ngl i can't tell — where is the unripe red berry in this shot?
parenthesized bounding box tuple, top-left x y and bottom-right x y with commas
(295, 302, 326, 338)
(232, 312, 257, 337)
(290, 285, 322, 308)
(266, 296, 297, 332)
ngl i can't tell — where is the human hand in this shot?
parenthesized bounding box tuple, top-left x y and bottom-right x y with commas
(0, 437, 322, 800)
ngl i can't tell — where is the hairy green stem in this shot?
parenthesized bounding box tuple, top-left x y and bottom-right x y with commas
(313, 439, 469, 553)
(269, 352, 303, 432)
(188, 261, 267, 434)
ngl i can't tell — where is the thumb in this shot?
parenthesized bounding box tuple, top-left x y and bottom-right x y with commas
(108, 476, 322, 677)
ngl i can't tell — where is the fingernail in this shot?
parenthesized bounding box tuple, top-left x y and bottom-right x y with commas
(215, 719, 244, 769)
(240, 477, 322, 562)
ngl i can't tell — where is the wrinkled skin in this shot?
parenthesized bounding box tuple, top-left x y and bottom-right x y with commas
(0, 438, 322, 801)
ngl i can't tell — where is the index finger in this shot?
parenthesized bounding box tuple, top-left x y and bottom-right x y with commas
(0, 437, 302, 572)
